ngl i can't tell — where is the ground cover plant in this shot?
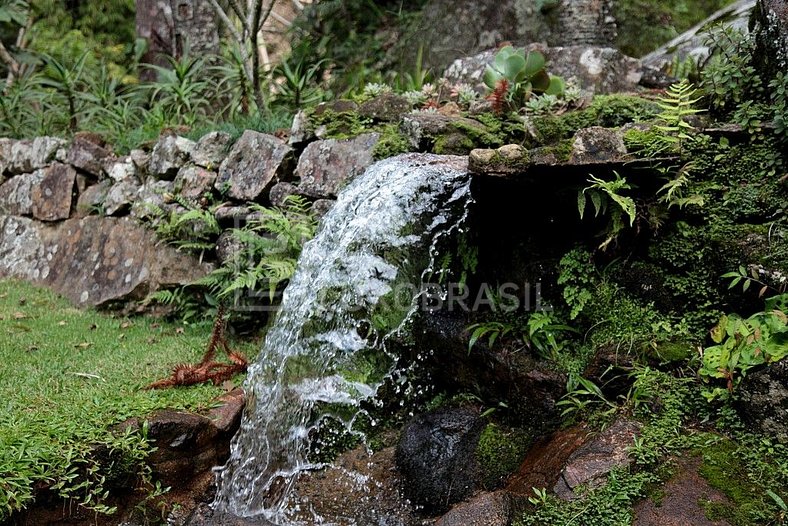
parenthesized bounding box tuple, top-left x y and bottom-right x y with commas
(0, 279, 258, 521)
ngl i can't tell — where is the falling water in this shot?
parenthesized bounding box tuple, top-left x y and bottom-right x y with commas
(213, 154, 472, 523)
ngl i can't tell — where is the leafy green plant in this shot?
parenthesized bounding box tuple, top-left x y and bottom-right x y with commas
(652, 79, 703, 154)
(556, 374, 617, 418)
(699, 293, 788, 401)
(273, 56, 328, 109)
(483, 46, 564, 111)
(196, 195, 317, 303)
(578, 172, 636, 250)
(39, 52, 89, 131)
(557, 248, 595, 320)
(145, 54, 213, 126)
(467, 311, 575, 360)
(147, 196, 221, 259)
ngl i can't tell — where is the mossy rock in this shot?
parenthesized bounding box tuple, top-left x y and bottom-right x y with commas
(476, 423, 532, 489)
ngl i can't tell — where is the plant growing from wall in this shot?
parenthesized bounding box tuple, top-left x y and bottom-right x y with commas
(699, 293, 788, 401)
(577, 172, 636, 251)
(483, 46, 564, 113)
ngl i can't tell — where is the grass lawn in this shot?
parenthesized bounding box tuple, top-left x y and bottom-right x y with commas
(0, 279, 258, 521)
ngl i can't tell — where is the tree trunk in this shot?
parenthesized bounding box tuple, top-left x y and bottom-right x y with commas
(135, 0, 219, 81)
(751, 0, 788, 78)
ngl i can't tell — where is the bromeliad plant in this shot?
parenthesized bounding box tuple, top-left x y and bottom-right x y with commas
(700, 293, 788, 401)
(483, 46, 565, 113)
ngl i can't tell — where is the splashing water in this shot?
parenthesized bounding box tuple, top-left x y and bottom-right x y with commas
(213, 154, 472, 523)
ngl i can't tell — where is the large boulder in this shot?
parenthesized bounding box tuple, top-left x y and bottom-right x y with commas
(444, 44, 642, 95)
(215, 130, 293, 201)
(295, 133, 379, 198)
(737, 360, 788, 442)
(31, 163, 77, 221)
(396, 406, 486, 513)
(435, 491, 513, 526)
(0, 215, 211, 307)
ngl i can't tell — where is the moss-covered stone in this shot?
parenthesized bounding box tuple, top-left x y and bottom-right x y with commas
(372, 123, 412, 160)
(309, 110, 373, 139)
(530, 95, 659, 145)
(476, 423, 532, 490)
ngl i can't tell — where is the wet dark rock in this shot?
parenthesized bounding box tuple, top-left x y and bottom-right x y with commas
(413, 311, 566, 425)
(268, 181, 300, 207)
(104, 179, 141, 216)
(286, 445, 417, 526)
(175, 165, 217, 200)
(192, 131, 233, 169)
(0, 171, 45, 216)
(435, 491, 513, 526)
(31, 163, 77, 221)
(396, 406, 486, 513)
(444, 44, 641, 95)
(149, 135, 196, 179)
(737, 360, 788, 442)
(506, 425, 590, 496)
(66, 136, 113, 178)
(358, 92, 412, 122)
(553, 418, 640, 500)
(753, 0, 788, 76)
(0, 136, 65, 176)
(0, 215, 211, 307)
(215, 130, 293, 201)
(295, 133, 379, 198)
(569, 126, 628, 164)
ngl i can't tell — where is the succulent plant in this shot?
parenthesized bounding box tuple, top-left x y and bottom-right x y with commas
(483, 46, 565, 111)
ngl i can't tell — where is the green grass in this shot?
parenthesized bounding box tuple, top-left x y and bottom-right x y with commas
(0, 279, 258, 520)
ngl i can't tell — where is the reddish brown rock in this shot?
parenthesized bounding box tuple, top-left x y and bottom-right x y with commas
(175, 165, 217, 200)
(435, 491, 513, 526)
(634, 457, 731, 526)
(31, 163, 77, 221)
(554, 418, 640, 499)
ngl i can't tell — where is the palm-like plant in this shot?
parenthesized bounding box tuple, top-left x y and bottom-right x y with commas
(38, 53, 89, 131)
(145, 54, 213, 126)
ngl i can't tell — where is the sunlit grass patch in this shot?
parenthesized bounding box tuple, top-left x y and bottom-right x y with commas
(0, 279, 258, 520)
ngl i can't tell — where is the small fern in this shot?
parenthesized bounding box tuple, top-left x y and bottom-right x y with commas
(578, 172, 636, 250)
(653, 79, 703, 154)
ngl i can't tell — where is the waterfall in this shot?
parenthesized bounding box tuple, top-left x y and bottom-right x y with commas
(212, 154, 472, 523)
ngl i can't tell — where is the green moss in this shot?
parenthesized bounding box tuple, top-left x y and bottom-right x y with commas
(372, 123, 412, 159)
(698, 440, 768, 525)
(645, 339, 695, 363)
(531, 95, 658, 145)
(309, 109, 372, 139)
(433, 132, 476, 155)
(476, 423, 531, 489)
(538, 139, 573, 162)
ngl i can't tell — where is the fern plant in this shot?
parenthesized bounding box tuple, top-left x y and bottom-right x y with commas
(577, 172, 637, 250)
(653, 79, 703, 154)
(197, 195, 317, 303)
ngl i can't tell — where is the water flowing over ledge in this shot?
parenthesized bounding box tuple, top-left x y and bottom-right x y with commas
(212, 154, 472, 523)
